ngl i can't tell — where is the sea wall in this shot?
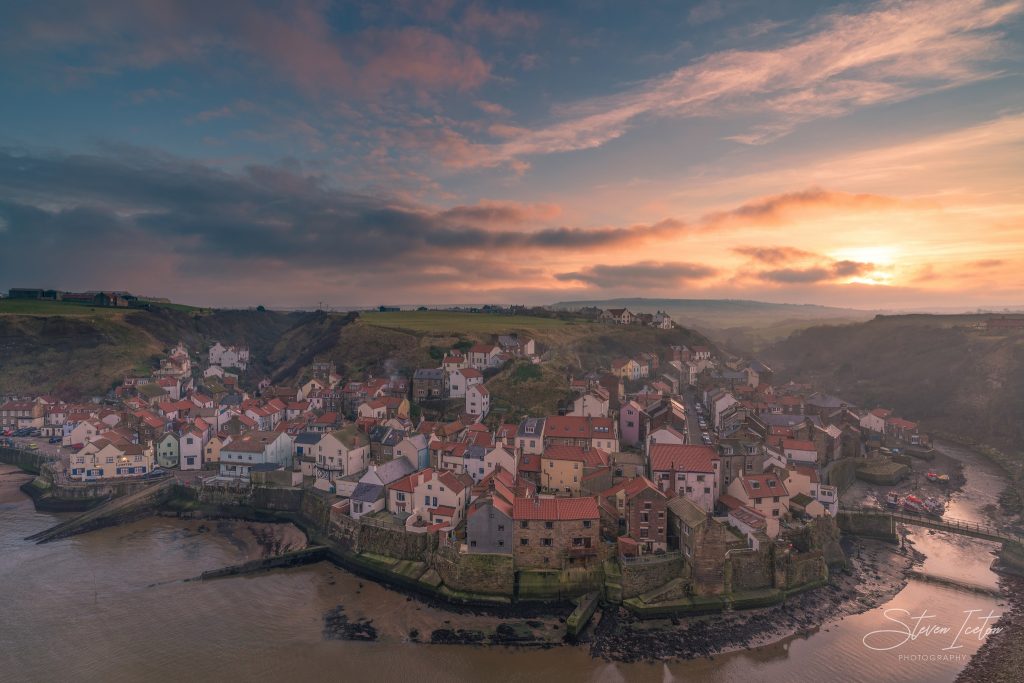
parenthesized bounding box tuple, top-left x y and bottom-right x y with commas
(430, 545, 515, 596)
(620, 554, 685, 599)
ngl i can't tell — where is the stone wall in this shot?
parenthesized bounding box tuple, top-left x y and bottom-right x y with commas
(825, 457, 858, 492)
(430, 545, 514, 596)
(727, 547, 774, 592)
(836, 510, 899, 542)
(620, 553, 684, 599)
(0, 446, 53, 474)
(324, 509, 433, 560)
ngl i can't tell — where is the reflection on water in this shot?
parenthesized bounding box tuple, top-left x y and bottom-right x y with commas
(0, 460, 1004, 683)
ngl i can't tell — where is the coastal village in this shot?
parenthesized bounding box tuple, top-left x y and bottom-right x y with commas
(0, 300, 958, 614)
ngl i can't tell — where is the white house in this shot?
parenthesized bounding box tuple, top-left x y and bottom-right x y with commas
(393, 433, 429, 470)
(859, 408, 890, 434)
(314, 426, 369, 490)
(570, 392, 609, 418)
(179, 426, 205, 470)
(782, 438, 819, 465)
(483, 445, 517, 479)
(387, 468, 472, 531)
(468, 344, 501, 370)
(447, 367, 484, 399)
(208, 342, 250, 370)
(466, 384, 490, 417)
(649, 444, 720, 512)
(219, 431, 293, 480)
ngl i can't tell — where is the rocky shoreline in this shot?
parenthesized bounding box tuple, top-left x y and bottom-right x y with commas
(954, 576, 1024, 683)
(587, 535, 918, 662)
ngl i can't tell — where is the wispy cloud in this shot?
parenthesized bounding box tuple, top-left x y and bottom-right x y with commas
(464, 0, 1022, 166)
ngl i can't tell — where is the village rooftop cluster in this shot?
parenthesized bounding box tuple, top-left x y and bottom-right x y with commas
(0, 304, 936, 591)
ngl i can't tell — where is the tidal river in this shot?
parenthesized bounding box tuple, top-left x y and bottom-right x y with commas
(0, 444, 1007, 683)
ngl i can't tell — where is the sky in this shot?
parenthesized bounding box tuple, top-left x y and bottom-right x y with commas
(0, 0, 1022, 310)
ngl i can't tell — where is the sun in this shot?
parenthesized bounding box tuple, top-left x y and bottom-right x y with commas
(829, 246, 898, 266)
(829, 246, 898, 285)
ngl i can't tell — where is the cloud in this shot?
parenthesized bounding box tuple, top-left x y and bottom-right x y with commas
(459, 5, 541, 38)
(459, 0, 1022, 166)
(438, 200, 561, 226)
(555, 261, 718, 288)
(474, 100, 512, 116)
(732, 246, 816, 263)
(0, 147, 684, 292)
(0, 2, 490, 97)
(974, 259, 1004, 268)
(702, 188, 901, 228)
(758, 260, 874, 283)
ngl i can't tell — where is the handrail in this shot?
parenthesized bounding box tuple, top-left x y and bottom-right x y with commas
(839, 506, 1023, 544)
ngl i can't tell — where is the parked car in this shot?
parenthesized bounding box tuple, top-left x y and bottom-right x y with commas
(27, 443, 39, 450)
(48, 436, 62, 444)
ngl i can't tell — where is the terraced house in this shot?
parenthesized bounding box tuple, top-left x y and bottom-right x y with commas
(513, 497, 600, 569)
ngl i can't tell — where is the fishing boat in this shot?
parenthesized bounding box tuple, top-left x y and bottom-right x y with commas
(936, 474, 950, 484)
(925, 471, 939, 482)
(903, 495, 926, 514)
(885, 491, 901, 508)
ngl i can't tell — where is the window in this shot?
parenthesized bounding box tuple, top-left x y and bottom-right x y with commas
(541, 538, 552, 547)
(520, 521, 528, 529)
(755, 497, 762, 504)
(640, 528, 649, 538)
(545, 521, 554, 529)
(772, 509, 780, 517)
(497, 540, 504, 547)
(520, 538, 528, 545)
(704, 487, 711, 494)
(497, 525, 504, 532)
(583, 520, 592, 529)
(773, 496, 780, 503)
(470, 540, 477, 547)
(644, 501, 652, 509)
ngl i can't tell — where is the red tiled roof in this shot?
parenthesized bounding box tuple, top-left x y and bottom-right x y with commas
(649, 444, 717, 474)
(738, 473, 789, 499)
(518, 453, 541, 472)
(543, 415, 615, 439)
(542, 445, 609, 468)
(783, 439, 816, 452)
(719, 493, 744, 510)
(512, 496, 599, 521)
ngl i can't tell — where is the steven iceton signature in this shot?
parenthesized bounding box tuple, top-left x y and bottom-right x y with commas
(863, 609, 1002, 652)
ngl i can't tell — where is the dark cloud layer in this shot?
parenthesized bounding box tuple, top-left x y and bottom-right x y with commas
(555, 261, 717, 288)
(0, 147, 681, 289)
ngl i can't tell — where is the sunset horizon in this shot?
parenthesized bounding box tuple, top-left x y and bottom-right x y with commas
(1, 0, 1021, 310)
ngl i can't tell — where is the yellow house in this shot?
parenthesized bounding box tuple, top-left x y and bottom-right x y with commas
(539, 445, 608, 496)
(204, 435, 224, 464)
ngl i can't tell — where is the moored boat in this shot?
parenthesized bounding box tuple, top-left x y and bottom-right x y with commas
(885, 491, 901, 508)
(903, 494, 926, 514)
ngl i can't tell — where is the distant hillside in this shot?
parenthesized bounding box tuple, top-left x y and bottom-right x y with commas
(0, 304, 712, 408)
(763, 314, 1024, 453)
(0, 301, 307, 397)
(550, 298, 876, 352)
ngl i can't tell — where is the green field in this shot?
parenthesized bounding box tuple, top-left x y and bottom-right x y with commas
(361, 310, 573, 334)
(0, 299, 128, 316)
(0, 298, 207, 316)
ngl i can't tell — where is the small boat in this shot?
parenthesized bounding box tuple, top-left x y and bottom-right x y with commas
(925, 472, 939, 482)
(924, 497, 945, 517)
(936, 474, 950, 484)
(903, 495, 926, 514)
(885, 491, 901, 508)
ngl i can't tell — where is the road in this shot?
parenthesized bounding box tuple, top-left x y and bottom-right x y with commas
(681, 390, 710, 446)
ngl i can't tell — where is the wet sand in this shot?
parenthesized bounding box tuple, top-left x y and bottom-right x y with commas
(0, 463, 34, 505)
